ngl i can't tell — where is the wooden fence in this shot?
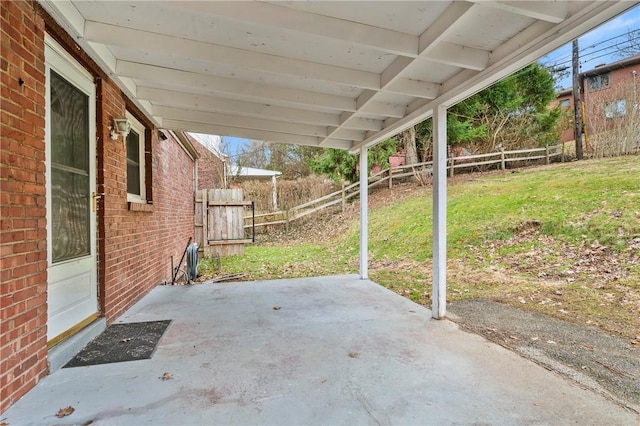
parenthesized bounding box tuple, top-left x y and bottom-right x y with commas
(196, 188, 253, 257)
(244, 144, 564, 230)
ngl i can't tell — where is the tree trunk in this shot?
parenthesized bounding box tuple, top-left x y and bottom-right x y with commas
(402, 126, 418, 164)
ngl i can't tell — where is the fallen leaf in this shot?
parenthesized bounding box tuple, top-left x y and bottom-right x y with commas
(82, 421, 94, 426)
(348, 351, 359, 358)
(1, 422, 8, 426)
(56, 406, 74, 418)
(273, 306, 281, 310)
(631, 340, 640, 347)
(120, 337, 133, 343)
(547, 340, 557, 345)
(161, 372, 173, 381)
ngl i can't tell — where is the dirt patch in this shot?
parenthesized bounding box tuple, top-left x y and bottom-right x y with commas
(448, 299, 640, 413)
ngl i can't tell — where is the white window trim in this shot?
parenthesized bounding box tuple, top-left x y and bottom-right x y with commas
(126, 112, 147, 203)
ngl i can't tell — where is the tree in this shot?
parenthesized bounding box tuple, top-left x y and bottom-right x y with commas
(308, 138, 397, 182)
(236, 140, 269, 169)
(399, 126, 418, 164)
(615, 29, 640, 59)
(415, 63, 560, 155)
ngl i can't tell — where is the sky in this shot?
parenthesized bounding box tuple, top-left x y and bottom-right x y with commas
(540, 4, 640, 89)
(221, 5, 640, 163)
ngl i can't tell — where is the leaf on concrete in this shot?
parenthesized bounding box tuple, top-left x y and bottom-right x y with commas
(348, 351, 359, 358)
(55, 406, 74, 418)
(161, 372, 173, 381)
(120, 337, 133, 343)
(273, 306, 281, 310)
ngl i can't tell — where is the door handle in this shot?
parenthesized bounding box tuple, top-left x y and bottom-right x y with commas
(92, 192, 104, 212)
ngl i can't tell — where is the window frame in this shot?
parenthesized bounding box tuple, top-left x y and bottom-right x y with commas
(126, 112, 147, 203)
(604, 99, 627, 119)
(587, 72, 610, 91)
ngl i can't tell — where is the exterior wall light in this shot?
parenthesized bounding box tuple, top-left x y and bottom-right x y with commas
(110, 117, 132, 140)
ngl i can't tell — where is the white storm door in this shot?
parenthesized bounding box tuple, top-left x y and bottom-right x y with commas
(45, 38, 98, 344)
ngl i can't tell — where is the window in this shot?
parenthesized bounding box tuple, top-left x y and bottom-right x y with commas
(559, 99, 570, 109)
(604, 99, 626, 119)
(587, 72, 610, 91)
(126, 113, 146, 202)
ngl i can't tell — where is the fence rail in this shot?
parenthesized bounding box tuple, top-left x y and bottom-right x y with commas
(244, 144, 564, 230)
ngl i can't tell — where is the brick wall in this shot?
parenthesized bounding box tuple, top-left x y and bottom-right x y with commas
(1, 1, 196, 413)
(0, 0, 49, 413)
(98, 78, 195, 319)
(191, 137, 225, 190)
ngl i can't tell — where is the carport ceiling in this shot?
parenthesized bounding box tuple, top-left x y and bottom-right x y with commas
(41, 1, 636, 152)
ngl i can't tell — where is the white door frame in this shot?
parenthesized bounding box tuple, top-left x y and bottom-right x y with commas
(45, 34, 98, 345)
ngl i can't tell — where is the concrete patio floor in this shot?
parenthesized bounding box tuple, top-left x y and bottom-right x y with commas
(3, 275, 637, 425)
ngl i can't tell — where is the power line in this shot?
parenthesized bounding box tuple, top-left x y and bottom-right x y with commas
(540, 28, 639, 67)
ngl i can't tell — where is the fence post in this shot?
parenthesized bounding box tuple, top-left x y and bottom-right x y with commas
(341, 182, 346, 212)
(561, 142, 565, 162)
(500, 148, 506, 170)
(388, 168, 393, 189)
(448, 157, 454, 177)
(285, 209, 290, 232)
(202, 190, 210, 258)
(545, 145, 550, 165)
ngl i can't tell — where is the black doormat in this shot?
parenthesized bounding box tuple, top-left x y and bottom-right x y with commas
(63, 320, 171, 368)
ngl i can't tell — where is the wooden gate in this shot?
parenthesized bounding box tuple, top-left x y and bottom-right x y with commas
(195, 188, 254, 257)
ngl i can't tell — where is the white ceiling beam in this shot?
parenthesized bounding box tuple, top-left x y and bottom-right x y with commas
(164, 119, 321, 147)
(384, 78, 440, 99)
(360, 102, 405, 119)
(154, 106, 329, 138)
(473, 1, 568, 23)
(322, 0, 473, 147)
(419, 2, 475, 55)
(319, 139, 353, 150)
(141, 87, 340, 126)
(117, 61, 356, 112)
(173, 1, 419, 57)
(380, 57, 415, 87)
(488, 21, 556, 65)
(340, 115, 384, 132)
(83, 21, 380, 90)
(356, 90, 378, 110)
(326, 127, 365, 142)
(428, 43, 490, 71)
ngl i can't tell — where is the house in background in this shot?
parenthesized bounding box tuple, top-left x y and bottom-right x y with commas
(554, 54, 640, 154)
(1, 2, 199, 412)
(187, 133, 229, 190)
(581, 54, 640, 155)
(229, 166, 282, 211)
(553, 88, 575, 144)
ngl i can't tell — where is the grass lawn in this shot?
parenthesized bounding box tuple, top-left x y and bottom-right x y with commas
(200, 155, 640, 340)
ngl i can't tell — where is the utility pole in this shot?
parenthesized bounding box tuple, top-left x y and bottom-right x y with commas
(572, 39, 584, 160)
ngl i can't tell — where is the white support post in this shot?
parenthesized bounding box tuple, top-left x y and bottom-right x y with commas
(271, 175, 278, 211)
(432, 104, 447, 319)
(359, 147, 368, 279)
